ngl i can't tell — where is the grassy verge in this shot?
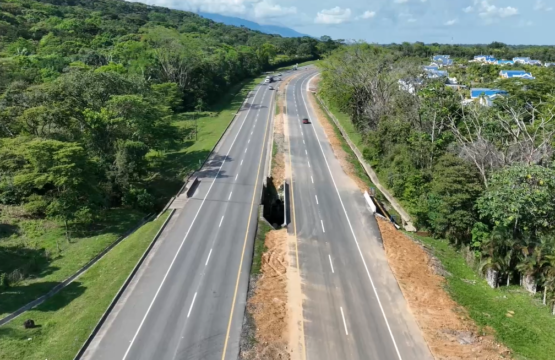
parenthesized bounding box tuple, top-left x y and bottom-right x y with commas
(0, 211, 170, 360)
(251, 210, 272, 276)
(413, 233, 555, 360)
(0, 208, 144, 319)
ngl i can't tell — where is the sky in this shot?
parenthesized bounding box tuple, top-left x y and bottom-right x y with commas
(127, 0, 554, 44)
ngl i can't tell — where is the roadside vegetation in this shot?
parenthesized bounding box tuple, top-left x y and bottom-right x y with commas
(0, 211, 170, 360)
(318, 43, 555, 359)
(0, 0, 343, 328)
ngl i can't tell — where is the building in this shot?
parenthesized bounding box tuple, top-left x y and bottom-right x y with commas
(499, 70, 535, 79)
(433, 55, 454, 67)
(496, 59, 514, 65)
(546, 63, 555, 67)
(469, 88, 508, 107)
(473, 55, 496, 63)
(513, 57, 542, 66)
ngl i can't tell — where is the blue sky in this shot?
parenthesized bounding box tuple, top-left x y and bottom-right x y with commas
(127, 0, 554, 44)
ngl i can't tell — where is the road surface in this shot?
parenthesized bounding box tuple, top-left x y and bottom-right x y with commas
(82, 76, 278, 360)
(286, 69, 434, 360)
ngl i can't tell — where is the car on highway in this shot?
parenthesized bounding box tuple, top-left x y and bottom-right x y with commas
(302, 117, 310, 124)
(269, 85, 274, 90)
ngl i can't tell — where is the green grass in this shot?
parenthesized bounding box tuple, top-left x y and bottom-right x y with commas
(274, 59, 319, 71)
(0, 211, 170, 360)
(0, 208, 144, 319)
(412, 233, 555, 360)
(251, 211, 272, 275)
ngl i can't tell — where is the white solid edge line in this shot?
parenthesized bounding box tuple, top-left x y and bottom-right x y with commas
(329, 255, 335, 274)
(120, 84, 265, 360)
(187, 292, 197, 318)
(219, 216, 225, 227)
(340, 307, 349, 336)
(300, 73, 403, 360)
(315, 195, 319, 205)
(205, 249, 213, 266)
(321, 219, 325, 233)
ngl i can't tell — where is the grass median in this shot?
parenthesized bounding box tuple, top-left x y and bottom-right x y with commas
(0, 211, 170, 360)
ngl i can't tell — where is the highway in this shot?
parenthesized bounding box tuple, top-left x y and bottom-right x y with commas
(286, 69, 434, 360)
(82, 76, 277, 360)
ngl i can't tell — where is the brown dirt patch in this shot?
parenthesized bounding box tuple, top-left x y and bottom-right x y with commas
(376, 218, 512, 360)
(244, 229, 291, 360)
(306, 91, 368, 192)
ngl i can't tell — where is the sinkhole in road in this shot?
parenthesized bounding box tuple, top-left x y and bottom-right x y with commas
(261, 176, 285, 227)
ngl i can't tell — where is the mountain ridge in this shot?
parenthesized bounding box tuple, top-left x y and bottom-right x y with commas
(199, 12, 309, 38)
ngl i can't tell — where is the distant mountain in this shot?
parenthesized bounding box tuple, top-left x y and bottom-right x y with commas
(199, 12, 308, 38)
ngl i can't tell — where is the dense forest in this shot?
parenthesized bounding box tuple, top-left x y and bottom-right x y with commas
(0, 0, 338, 248)
(319, 44, 555, 310)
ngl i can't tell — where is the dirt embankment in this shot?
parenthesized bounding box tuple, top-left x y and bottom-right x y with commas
(242, 229, 291, 360)
(377, 218, 511, 360)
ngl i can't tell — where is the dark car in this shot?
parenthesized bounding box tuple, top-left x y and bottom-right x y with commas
(302, 118, 309, 124)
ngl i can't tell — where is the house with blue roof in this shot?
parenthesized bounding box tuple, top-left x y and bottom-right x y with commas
(473, 55, 496, 64)
(433, 55, 454, 67)
(469, 88, 508, 107)
(497, 59, 514, 65)
(513, 57, 542, 66)
(499, 70, 535, 79)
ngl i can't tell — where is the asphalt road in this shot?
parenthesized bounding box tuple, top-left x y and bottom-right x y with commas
(286, 69, 434, 360)
(82, 75, 278, 360)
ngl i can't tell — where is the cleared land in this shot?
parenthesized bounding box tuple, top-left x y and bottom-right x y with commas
(0, 211, 170, 360)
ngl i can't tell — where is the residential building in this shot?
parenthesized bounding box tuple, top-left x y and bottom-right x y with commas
(496, 59, 514, 65)
(513, 57, 531, 64)
(469, 88, 508, 107)
(499, 70, 535, 79)
(546, 63, 555, 67)
(473, 55, 496, 63)
(398, 79, 423, 94)
(432, 55, 454, 66)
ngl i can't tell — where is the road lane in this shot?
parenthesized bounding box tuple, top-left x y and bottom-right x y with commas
(287, 69, 434, 360)
(83, 76, 277, 360)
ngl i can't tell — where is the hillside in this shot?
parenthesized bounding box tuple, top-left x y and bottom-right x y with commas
(0, 0, 334, 303)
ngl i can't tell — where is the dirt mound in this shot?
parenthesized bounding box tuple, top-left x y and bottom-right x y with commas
(377, 218, 512, 360)
(243, 229, 290, 360)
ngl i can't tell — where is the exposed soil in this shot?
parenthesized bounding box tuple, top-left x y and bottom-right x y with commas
(242, 229, 291, 360)
(376, 218, 512, 360)
(306, 90, 368, 193)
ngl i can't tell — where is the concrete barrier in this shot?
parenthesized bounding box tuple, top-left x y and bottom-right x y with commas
(364, 191, 377, 214)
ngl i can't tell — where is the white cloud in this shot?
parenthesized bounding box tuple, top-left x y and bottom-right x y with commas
(476, 0, 518, 19)
(253, 1, 296, 18)
(444, 18, 458, 26)
(394, 0, 409, 3)
(360, 10, 376, 19)
(314, 6, 352, 24)
(407, 18, 417, 22)
(463, 6, 473, 13)
(534, 0, 553, 11)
